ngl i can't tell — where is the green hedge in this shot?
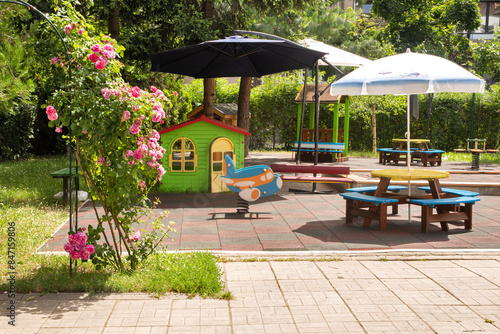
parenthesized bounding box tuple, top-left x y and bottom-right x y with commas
(0, 103, 36, 160)
(174, 78, 500, 152)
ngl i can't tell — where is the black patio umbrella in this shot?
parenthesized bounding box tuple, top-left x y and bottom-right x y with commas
(149, 35, 326, 78)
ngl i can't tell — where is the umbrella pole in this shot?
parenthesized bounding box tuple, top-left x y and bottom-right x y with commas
(297, 69, 308, 164)
(407, 94, 412, 223)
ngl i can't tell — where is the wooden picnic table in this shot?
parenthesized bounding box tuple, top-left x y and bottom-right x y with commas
(378, 139, 443, 167)
(50, 167, 80, 206)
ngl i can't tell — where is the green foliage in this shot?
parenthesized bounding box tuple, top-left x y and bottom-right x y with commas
(248, 3, 391, 61)
(0, 103, 37, 161)
(473, 28, 500, 83)
(0, 34, 35, 115)
(346, 89, 500, 152)
(43, 3, 176, 272)
(371, 0, 480, 65)
(250, 73, 303, 150)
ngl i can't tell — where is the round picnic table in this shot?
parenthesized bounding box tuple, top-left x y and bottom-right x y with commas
(367, 169, 450, 226)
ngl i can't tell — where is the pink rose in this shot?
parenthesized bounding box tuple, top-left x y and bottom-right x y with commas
(152, 111, 161, 123)
(55, 127, 62, 133)
(122, 110, 130, 120)
(64, 24, 72, 34)
(130, 86, 141, 98)
(103, 44, 115, 52)
(174, 91, 178, 97)
(95, 58, 107, 70)
(91, 44, 101, 53)
(88, 53, 99, 63)
(129, 125, 140, 135)
(158, 166, 166, 180)
(78, 27, 84, 35)
(46, 105, 58, 121)
(133, 150, 143, 160)
(102, 50, 116, 59)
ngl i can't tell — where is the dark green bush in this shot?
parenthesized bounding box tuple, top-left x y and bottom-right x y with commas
(0, 103, 36, 160)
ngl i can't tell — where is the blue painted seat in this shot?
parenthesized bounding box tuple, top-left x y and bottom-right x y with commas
(410, 196, 480, 207)
(340, 192, 398, 205)
(418, 187, 479, 197)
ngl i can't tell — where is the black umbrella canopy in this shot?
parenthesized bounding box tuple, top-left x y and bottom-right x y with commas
(149, 35, 327, 78)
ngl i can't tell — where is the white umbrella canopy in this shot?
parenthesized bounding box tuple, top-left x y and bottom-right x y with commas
(329, 50, 485, 169)
(299, 38, 372, 67)
(329, 50, 485, 96)
(329, 50, 485, 221)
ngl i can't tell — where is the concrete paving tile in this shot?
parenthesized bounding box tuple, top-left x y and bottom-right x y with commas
(179, 241, 221, 249)
(260, 240, 305, 250)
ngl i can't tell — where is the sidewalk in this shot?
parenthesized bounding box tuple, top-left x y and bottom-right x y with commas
(3, 259, 500, 333)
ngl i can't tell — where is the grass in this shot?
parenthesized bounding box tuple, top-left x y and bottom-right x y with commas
(0, 155, 227, 298)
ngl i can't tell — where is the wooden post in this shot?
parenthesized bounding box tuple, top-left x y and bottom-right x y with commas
(344, 97, 351, 156)
(372, 103, 377, 153)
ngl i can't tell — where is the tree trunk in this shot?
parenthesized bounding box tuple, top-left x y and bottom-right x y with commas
(202, 0, 215, 119)
(108, 6, 120, 40)
(203, 78, 215, 118)
(238, 77, 251, 157)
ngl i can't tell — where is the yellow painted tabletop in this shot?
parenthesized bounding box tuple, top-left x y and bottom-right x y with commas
(371, 169, 449, 181)
(392, 139, 430, 143)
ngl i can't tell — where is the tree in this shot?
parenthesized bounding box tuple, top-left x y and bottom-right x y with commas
(0, 5, 35, 115)
(371, 0, 481, 65)
(473, 29, 500, 84)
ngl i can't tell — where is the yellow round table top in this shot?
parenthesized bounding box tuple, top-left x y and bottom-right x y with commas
(371, 169, 449, 181)
(392, 138, 430, 143)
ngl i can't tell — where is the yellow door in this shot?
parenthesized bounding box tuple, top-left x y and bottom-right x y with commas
(210, 137, 234, 193)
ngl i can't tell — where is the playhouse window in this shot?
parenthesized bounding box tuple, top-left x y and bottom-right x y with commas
(170, 137, 198, 172)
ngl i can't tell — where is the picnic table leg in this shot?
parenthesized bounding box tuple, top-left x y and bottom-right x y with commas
(363, 177, 391, 228)
(345, 199, 355, 224)
(464, 204, 473, 230)
(428, 179, 450, 231)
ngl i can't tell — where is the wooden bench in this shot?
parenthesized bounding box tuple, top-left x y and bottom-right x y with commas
(377, 148, 416, 165)
(418, 186, 479, 197)
(410, 196, 480, 233)
(340, 192, 399, 231)
(346, 185, 408, 215)
(411, 149, 445, 167)
(270, 164, 353, 187)
(50, 167, 80, 206)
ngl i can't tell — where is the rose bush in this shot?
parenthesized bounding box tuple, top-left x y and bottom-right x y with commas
(44, 4, 174, 271)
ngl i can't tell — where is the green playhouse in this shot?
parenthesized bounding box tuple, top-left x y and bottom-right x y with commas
(158, 115, 250, 193)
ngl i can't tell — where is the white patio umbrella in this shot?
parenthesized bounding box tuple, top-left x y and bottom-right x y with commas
(329, 50, 485, 221)
(299, 38, 372, 67)
(330, 50, 485, 169)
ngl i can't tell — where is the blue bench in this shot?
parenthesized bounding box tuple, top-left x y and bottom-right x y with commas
(410, 196, 480, 233)
(411, 149, 445, 167)
(377, 148, 415, 165)
(418, 187, 479, 197)
(346, 185, 408, 215)
(340, 192, 399, 231)
(292, 141, 345, 153)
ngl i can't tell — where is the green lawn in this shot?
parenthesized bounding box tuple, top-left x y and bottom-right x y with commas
(0, 155, 227, 298)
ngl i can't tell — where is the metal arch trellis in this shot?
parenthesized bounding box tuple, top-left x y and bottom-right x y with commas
(1, 0, 78, 274)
